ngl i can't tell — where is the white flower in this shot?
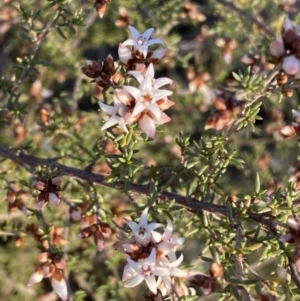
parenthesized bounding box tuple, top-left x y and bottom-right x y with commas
(124, 248, 169, 294)
(123, 64, 173, 137)
(160, 219, 185, 261)
(99, 96, 129, 132)
(156, 254, 187, 295)
(122, 26, 164, 59)
(127, 207, 163, 246)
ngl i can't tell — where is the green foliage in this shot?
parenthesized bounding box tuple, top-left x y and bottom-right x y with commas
(1, 0, 300, 300)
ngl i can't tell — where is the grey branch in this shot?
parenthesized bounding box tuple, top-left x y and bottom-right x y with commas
(0, 146, 282, 227)
(216, 0, 275, 38)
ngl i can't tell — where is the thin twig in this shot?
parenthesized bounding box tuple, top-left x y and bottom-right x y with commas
(235, 223, 253, 301)
(216, 0, 274, 38)
(11, 10, 62, 92)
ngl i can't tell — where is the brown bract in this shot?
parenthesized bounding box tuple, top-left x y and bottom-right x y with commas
(81, 55, 120, 89)
(31, 177, 62, 210)
(94, 0, 111, 18)
(6, 188, 28, 215)
(205, 88, 242, 131)
(77, 221, 112, 252)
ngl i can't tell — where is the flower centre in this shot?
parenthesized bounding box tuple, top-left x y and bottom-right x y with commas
(142, 93, 152, 104)
(139, 227, 146, 236)
(142, 264, 154, 276)
(137, 36, 147, 46)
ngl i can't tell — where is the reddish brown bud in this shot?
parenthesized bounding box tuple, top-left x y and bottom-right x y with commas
(209, 262, 223, 278)
(280, 124, 295, 138)
(276, 72, 288, 85)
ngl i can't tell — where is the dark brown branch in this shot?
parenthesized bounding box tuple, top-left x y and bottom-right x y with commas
(216, 0, 275, 38)
(0, 146, 281, 229)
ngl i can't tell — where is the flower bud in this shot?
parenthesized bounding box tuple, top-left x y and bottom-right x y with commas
(209, 262, 223, 278)
(269, 39, 285, 57)
(277, 72, 288, 85)
(280, 124, 295, 138)
(282, 55, 300, 75)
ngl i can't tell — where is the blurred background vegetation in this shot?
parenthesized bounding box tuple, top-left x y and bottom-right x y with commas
(1, 0, 300, 300)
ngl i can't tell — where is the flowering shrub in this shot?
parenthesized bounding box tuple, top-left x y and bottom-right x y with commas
(2, 0, 300, 301)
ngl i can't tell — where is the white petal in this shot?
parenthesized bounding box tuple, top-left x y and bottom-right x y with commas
(155, 112, 171, 124)
(170, 253, 184, 267)
(123, 85, 142, 100)
(99, 101, 116, 115)
(155, 78, 173, 88)
(131, 102, 147, 118)
(292, 109, 300, 119)
(128, 25, 141, 41)
(96, 238, 104, 252)
(127, 71, 144, 84)
(101, 117, 119, 131)
(152, 89, 173, 102)
(122, 38, 136, 47)
(283, 16, 294, 31)
(148, 247, 156, 263)
(139, 114, 156, 138)
(163, 219, 173, 239)
(27, 271, 43, 286)
(147, 38, 164, 46)
(51, 277, 68, 301)
(37, 200, 46, 211)
(152, 49, 167, 59)
(127, 220, 139, 233)
(118, 43, 133, 64)
(139, 207, 149, 229)
(122, 263, 137, 281)
(147, 223, 164, 232)
(160, 275, 171, 294)
(152, 231, 162, 243)
(118, 118, 129, 133)
(153, 266, 170, 276)
(124, 273, 144, 288)
(145, 64, 155, 78)
(145, 274, 157, 294)
(157, 241, 176, 256)
(147, 103, 161, 120)
(49, 193, 59, 206)
(142, 28, 154, 40)
(127, 257, 141, 271)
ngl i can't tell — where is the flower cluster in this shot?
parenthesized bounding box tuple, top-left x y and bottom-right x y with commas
(31, 177, 62, 210)
(279, 216, 300, 272)
(99, 63, 173, 138)
(77, 218, 112, 252)
(116, 208, 187, 297)
(81, 26, 173, 138)
(269, 17, 300, 79)
(27, 251, 68, 301)
(81, 54, 120, 89)
(205, 88, 242, 131)
(6, 188, 27, 215)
